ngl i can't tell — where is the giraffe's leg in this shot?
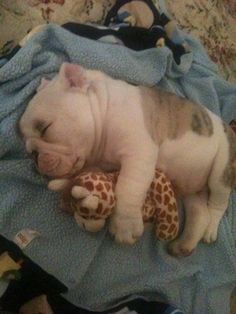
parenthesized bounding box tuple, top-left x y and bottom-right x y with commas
(151, 175, 179, 241)
(155, 197, 179, 241)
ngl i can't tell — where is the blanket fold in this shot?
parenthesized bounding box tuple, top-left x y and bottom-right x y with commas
(0, 19, 236, 314)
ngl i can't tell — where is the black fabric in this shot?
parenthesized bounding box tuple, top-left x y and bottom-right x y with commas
(104, 0, 161, 27)
(0, 45, 20, 61)
(62, 22, 185, 64)
(63, 22, 168, 50)
(0, 235, 67, 312)
(62, 0, 186, 65)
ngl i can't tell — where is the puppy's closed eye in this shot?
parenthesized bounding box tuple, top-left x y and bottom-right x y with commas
(34, 120, 52, 137)
(40, 123, 52, 136)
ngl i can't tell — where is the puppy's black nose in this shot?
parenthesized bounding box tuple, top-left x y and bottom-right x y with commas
(31, 150, 39, 163)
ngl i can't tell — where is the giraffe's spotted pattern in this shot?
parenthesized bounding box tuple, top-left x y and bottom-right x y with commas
(62, 169, 179, 241)
(142, 169, 179, 240)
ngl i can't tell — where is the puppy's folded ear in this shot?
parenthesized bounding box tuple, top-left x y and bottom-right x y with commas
(58, 62, 89, 92)
(37, 78, 51, 92)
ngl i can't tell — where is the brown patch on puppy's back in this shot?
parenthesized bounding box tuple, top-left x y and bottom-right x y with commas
(191, 106, 213, 136)
(139, 87, 213, 144)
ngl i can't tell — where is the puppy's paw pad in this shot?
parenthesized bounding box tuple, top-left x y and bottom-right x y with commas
(109, 214, 144, 245)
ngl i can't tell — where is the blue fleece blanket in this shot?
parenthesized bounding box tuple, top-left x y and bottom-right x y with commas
(0, 13, 236, 314)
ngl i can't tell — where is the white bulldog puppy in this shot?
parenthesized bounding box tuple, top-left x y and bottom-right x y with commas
(19, 63, 236, 256)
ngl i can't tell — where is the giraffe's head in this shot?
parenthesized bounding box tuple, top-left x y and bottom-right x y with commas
(48, 171, 116, 232)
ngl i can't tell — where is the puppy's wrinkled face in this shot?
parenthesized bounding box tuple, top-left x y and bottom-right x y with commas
(19, 63, 95, 178)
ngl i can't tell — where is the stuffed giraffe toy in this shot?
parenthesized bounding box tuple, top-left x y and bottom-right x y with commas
(48, 169, 179, 241)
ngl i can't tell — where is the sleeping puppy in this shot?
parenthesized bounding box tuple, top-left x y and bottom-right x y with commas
(19, 63, 236, 256)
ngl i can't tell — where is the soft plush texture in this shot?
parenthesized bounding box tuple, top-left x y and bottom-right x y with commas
(0, 11, 236, 314)
(51, 169, 179, 240)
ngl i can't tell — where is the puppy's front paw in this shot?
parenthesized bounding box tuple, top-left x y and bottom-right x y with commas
(202, 223, 218, 244)
(167, 239, 196, 257)
(109, 211, 144, 245)
(202, 209, 222, 244)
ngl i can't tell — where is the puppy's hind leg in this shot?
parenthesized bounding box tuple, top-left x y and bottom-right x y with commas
(168, 191, 210, 257)
(202, 184, 231, 244)
(203, 144, 232, 243)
